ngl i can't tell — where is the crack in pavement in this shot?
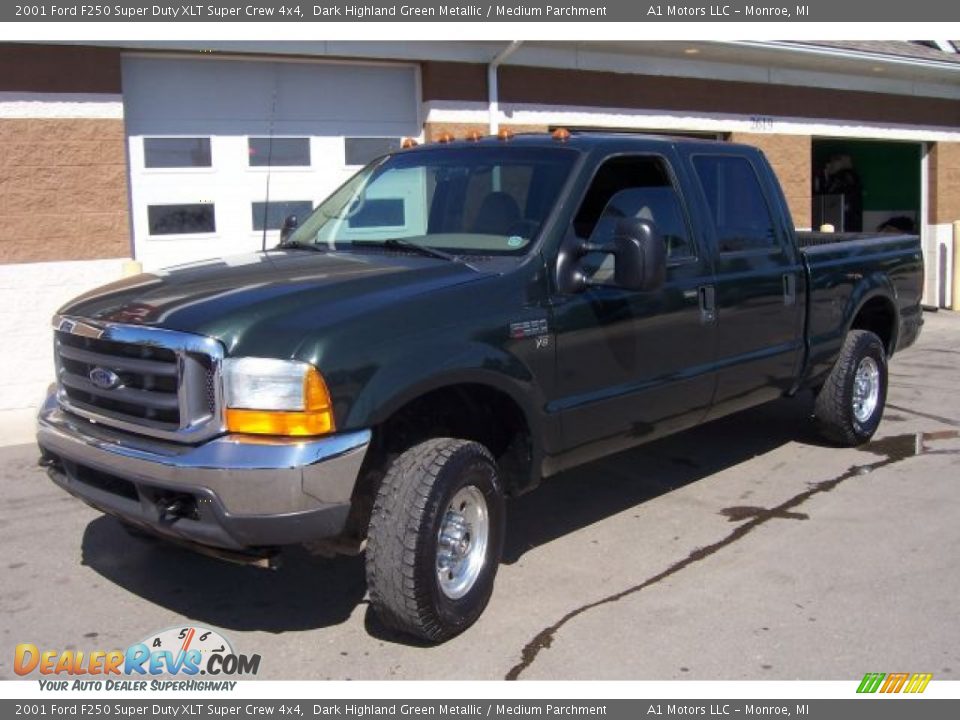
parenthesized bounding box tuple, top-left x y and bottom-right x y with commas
(503, 429, 960, 681)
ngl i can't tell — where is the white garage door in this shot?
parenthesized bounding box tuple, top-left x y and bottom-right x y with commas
(122, 55, 420, 270)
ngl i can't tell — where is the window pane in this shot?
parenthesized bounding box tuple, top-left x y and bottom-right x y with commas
(347, 199, 405, 228)
(573, 156, 694, 281)
(589, 188, 694, 260)
(251, 201, 314, 231)
(144, 138, 211, 168)
(148, 204, 216, 235)
(692, 156, 777, 253)
(248, 138, 311, 167)
(345, 137, 402, 166)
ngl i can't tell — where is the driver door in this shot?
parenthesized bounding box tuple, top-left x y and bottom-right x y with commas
(551, 153, 717, 459)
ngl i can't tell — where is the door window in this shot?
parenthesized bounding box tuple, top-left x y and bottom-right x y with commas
(248, 138, 311, 167)
(143, 138, 211, 168)
(573, 156, 694, 283)
(692, 155, 778, 253)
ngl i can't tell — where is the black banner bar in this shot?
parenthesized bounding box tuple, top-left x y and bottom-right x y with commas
(5, 0, 960, 22)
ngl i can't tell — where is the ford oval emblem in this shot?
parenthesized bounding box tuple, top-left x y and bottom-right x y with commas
(89, 367, 120, 390)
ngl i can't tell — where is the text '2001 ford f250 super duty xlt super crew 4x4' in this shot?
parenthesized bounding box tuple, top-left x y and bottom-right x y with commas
(38, 132, 923, 641)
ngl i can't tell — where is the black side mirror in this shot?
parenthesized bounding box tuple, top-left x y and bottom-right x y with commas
(279, 214, 299, 244)
(556, 218, 667, 293)
(608, 217, 667, 292)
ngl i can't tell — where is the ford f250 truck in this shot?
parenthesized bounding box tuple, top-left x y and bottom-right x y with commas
(38, 132, 923, 641)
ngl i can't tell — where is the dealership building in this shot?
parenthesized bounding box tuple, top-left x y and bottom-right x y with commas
(1, 39, 959, 434)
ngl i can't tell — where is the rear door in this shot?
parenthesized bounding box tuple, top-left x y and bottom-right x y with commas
(681, 149, 805, 418)
(551, 152, 717, 459)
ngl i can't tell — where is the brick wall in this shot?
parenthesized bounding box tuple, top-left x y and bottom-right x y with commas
(930, 142, 960, 225)
(0, 119, 131, 263)
(730, 133, 812, 229)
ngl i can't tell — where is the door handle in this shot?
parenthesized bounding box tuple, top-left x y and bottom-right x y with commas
(698, 285, 716, 324)
(783, 273, 797, 306)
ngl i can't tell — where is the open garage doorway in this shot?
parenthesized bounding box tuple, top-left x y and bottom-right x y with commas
(812, 139, 922, 234)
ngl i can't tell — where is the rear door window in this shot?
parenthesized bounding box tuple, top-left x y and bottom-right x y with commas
(692, 155, 779, 253)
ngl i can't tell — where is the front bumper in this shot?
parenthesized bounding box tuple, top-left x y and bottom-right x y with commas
(37, 395, 371, 553)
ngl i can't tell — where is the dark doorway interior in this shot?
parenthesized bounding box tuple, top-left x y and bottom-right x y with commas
(812, 139, 921, 233)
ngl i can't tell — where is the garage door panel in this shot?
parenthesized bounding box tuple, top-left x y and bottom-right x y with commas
(122, 55, 420, 270)
(123, 57, 419, 136)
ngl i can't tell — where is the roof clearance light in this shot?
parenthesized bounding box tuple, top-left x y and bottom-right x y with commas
(437, 132, 455, 144)
(465, 130, 482, 142)
(401, 137, 418, 149)
(552, 128, 571, 142)
(497, 128, 514, 141)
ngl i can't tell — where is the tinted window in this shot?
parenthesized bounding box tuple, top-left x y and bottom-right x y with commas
(345, 138, 402, 166)
(248, 138, 311, 167)
(286, 146, 577, 256)
(348, 199, 405, 228)
(574, 156, 694, 266)
(148, 204, 215, 235)
(144, 138, 211, 168)
(692, 155, 778, 253)
(251, 201, 314, 231)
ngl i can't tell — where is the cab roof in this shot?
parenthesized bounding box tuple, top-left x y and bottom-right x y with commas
(401, 130, 746, 154)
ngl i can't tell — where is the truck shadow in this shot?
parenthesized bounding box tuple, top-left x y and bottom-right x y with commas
(80, 519, 367, 633)
(80, 395, 824, 635)
(501, 395, 822, 565)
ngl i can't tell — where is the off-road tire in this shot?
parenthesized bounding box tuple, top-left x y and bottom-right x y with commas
(366, 438, 505, 642)
(814, 329, 888, 446)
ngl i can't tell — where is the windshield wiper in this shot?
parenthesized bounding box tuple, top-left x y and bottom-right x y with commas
(277, 240, 327, 252)
(359, 238, 476, 270)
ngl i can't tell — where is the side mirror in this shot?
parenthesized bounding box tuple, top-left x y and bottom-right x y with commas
(608, 217, 667, 292)
(279, 214, 298, 243)
(556, 218, 667, 294)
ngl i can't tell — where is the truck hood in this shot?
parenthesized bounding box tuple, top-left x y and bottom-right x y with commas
(59, 249, 491, 356)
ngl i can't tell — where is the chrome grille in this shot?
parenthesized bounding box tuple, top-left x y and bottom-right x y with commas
(52, 316, 224, 442)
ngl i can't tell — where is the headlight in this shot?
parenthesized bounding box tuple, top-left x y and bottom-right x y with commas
(222, 357, 334, 436)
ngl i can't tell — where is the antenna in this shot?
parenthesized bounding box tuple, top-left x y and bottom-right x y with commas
(260, 77, 279, 252)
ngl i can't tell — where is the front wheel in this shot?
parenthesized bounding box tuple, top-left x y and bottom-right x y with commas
(814, 329, 888, 446)
(365, 438, 505, 642)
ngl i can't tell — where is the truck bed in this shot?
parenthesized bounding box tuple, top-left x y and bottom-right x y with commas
(795, 231, 911, 248)
(797, 231, 924, 388)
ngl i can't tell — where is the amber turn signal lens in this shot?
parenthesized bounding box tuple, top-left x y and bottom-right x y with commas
(226, 367, 335, 437)
(225, 408, 334, 436)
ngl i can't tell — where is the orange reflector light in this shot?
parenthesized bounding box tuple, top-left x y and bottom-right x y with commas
(465, 130, 482, 142)
(497, 128, 514, 141)
(226, 367, 335, 437)
(552, 128, 571, 142)
(436, 132, 455, 144)
(401, 137, 418, 149)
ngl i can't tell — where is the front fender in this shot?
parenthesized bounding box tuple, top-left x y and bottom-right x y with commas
(344, 340, 541, 431)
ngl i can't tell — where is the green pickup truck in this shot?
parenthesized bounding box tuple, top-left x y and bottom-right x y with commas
(38, 132, 923, 641)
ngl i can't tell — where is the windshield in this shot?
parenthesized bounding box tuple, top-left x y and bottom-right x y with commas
(286, 145, 578, 256)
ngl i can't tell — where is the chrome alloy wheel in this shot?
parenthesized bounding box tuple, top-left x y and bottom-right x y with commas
(852, 356, 881, 423)
(436, 485, 489, 600)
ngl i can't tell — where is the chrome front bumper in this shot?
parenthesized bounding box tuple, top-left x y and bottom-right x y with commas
(37, 395, 371, 552)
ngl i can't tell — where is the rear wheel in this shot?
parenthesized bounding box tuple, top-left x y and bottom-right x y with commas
(814, 329, 888, 446)
(365, 438, 505, 642)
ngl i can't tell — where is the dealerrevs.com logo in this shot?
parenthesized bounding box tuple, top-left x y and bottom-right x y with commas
(14, 626, 261, 691)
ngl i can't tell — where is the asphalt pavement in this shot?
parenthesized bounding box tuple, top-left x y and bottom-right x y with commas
(2, 311, 958, 681)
